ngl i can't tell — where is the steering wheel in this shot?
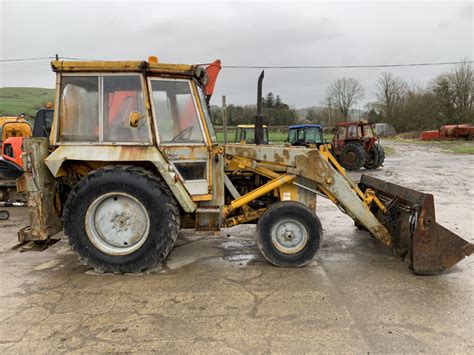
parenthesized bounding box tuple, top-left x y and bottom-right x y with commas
(170, 126, 193, 143)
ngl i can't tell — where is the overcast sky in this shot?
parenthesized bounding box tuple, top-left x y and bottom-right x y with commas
(1, 0, 472, 108)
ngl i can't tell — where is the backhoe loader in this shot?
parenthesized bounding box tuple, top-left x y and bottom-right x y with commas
(17, 57, 472, 275)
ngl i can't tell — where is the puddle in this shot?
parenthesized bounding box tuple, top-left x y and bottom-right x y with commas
(34, 259, 61, 270)
(221, 241, 243, 249)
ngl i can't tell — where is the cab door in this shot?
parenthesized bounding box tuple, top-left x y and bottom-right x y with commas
(148, 78, 211, 198)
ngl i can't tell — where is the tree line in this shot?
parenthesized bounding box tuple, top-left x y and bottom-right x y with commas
(211, 60, 473, 132)
(311, 60, 473, 132)
(211, 92, 299, 126)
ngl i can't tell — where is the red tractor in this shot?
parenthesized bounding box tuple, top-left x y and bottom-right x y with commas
(332, 121, 385, 171)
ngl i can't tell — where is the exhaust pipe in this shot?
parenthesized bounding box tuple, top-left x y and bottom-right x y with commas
(255, 70, 265, 145)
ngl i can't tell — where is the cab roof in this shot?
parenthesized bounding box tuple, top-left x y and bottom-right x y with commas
(237, 124, 268, 128)
(51, 60, 198, 78)
(289, 124, 322, 129)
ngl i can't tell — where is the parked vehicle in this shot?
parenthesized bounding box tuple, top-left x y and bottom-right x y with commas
(287, 124, 324, 147)
(332, 121, 385, 171)
(16, 58, 471, 275)
(235, 124, 269, 144)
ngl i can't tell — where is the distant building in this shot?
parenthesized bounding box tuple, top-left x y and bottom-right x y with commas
(374, 123, 396, 136)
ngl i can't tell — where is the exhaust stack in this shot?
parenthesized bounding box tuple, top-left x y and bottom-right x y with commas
(255, 70, 265, 145)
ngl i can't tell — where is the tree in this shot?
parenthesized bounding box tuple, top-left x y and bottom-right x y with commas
(396, 88, 438, 131)
(326, 78, 364, 120)
(431, 74, 455, 124)
(451, 60, 473, 122)
(275, 95, 282, 108)
(265, 92, 275, 108)
(376, 72, 407, 122)
(431, 60, 474, 124)
(305, 108, 319, 122)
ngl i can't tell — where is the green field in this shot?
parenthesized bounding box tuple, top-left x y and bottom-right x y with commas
(0, 87, 55, 118)
(384, 138, 474, 154)
(216, 129, 334, 144)
(216, 130, 289, 143)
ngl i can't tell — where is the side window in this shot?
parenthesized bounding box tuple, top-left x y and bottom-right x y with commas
(288, 129, 297, 143)
(59, 75, 150, 143)
(336, 126, 345, 139)
(348, 126, 357, 138)
(297, 129, 305, 143)
(150, 80, 205, 144)
(103, 76, 150, 142)
(59, 76, 99, 142)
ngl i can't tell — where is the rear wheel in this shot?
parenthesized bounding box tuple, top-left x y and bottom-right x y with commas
(339, 143, 366, 171)
(364, 144, 383, 169)
(375, 144, 385, 168)
(64, 166, 179, 273)
(257, 202, 323, 267)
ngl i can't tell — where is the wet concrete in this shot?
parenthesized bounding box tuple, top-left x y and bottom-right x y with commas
(0, 140, 473, 353)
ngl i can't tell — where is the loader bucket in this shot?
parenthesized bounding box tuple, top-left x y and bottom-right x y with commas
(359, 175, 473, 275)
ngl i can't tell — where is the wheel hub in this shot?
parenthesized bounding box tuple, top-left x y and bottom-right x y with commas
(271, 219, 308, 254)
(346, 151, 356, 163)
(85, 192, 150, 255)
(111, 212, 132, 232)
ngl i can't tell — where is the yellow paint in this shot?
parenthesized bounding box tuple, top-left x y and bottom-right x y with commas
(51, 60, 194, 75)
(237, 124, 268, 128)
(363, 189, 387, 213)
(224, 174, 296, 215)
(0, 117, 32, 141)
(192, 194, 213, 202)
(279, 183, 298, 201)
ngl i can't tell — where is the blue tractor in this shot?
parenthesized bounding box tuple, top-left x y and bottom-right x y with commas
(287, 124, 325, 146)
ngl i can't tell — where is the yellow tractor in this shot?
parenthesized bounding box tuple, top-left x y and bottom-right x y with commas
(235, 124, 269, 144)
(17, 58, 472, 275)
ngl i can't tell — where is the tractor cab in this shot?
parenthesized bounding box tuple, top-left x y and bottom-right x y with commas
(235, 124, 269, 144)
(287, 124, 324, 147)
(32, 108, 54, 138)
(0, 115, 32, 146)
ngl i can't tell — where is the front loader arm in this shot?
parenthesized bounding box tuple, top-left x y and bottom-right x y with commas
(224, 143, 472, 274)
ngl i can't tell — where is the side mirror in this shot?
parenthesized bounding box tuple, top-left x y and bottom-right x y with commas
(129, 111, 141, 128)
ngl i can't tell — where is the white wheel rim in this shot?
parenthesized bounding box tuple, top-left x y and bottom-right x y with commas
(271, 219, 308, 254)
(85, 192, 150, 255)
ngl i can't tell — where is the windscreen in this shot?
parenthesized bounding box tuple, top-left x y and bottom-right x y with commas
(305, 127, 323, 144)
(151, 80, 205, 144)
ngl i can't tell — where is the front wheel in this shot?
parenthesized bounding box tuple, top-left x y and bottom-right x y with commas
(256, 202, 323, 267)
(64, 166, 179, 273)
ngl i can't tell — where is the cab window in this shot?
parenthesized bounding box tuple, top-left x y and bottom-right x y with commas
(150, 80, 205, 144)
(59, 76, 99, 142)
(196, 85, 217, 143)
(58, 75, 151, 143)
(288, 128, 297, 144)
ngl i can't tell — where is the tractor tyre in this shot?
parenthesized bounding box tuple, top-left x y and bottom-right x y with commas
(375, 144, 385, 168)
(339, 143, 366, 171)
(364, 144, 383, 169)
(256, 202, 323, 267)
(64, 165, 180, 273)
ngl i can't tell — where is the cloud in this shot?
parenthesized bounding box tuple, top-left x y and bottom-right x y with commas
(1, 1, 472, 108)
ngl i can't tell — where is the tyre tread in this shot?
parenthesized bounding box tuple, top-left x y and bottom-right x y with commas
(63, 165, 179, 273)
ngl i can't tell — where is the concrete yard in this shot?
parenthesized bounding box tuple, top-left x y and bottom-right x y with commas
(0, 140, 473, 353)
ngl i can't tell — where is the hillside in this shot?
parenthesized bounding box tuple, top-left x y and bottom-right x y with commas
(0, 87, 55, 117)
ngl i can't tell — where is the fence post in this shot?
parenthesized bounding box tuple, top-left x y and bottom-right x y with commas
(222, 95, 227, 144)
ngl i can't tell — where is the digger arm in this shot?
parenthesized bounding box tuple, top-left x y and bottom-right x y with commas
(224, 143, 472, 274)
